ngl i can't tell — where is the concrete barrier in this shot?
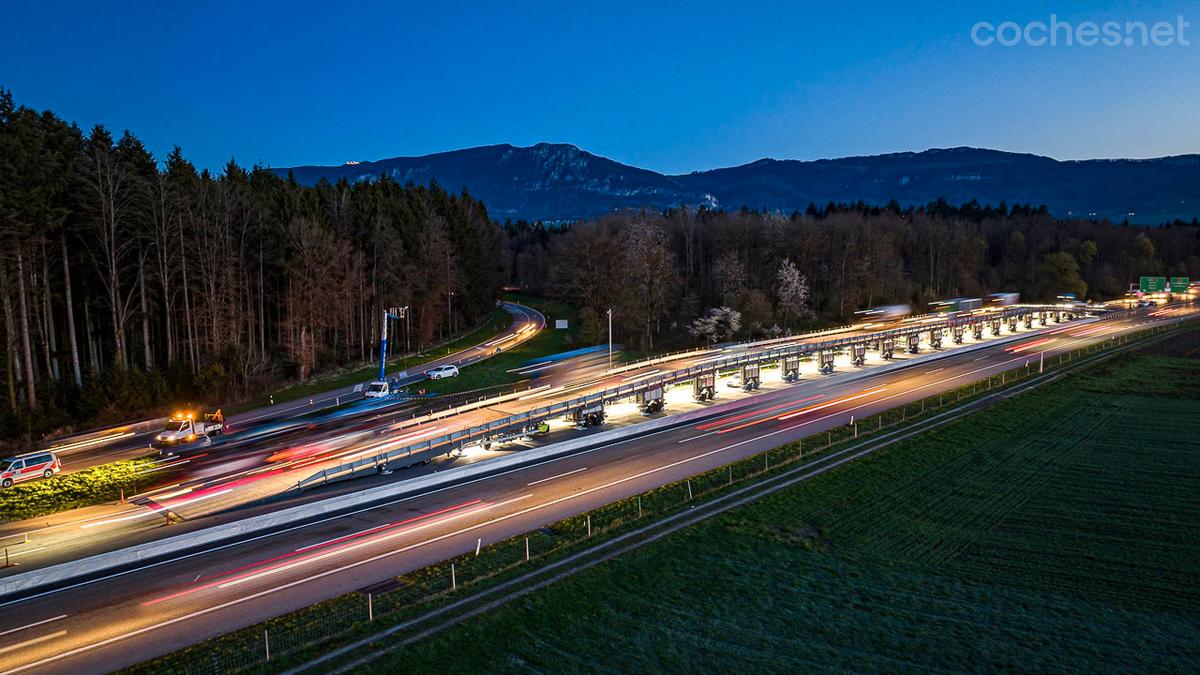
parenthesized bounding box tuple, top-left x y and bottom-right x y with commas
(0, 316, 1106, 598)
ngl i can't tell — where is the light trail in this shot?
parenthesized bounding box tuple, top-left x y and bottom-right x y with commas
(776, 387, 888, 423)
(695, 395, 825, 431)
(48, 431, 135, 454)
(142, 498, 491, 606)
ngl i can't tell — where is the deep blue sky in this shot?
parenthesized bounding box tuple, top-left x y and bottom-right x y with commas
(3, 1, 1198, 173)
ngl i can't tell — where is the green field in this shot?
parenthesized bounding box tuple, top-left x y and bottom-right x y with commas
(419, 296, 582, 396)
(367, 349, 1200, 672)
(227, 306, 512, 413)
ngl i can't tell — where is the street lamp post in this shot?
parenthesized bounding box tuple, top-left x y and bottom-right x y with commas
(607, 308, 613, 370)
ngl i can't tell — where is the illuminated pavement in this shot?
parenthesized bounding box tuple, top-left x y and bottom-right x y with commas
(0, 305, 1160, 575)
(0, 306, 1192, 674)
(31, 302, 545, 477)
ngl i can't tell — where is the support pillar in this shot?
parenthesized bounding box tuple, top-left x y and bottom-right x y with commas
(850, 343, 867, 366)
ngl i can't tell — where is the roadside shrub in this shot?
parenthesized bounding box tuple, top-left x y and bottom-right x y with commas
(0, 457, 160, 522)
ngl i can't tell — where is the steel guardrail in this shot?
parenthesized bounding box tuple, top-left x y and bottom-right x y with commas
(298, 304, 1105, 488)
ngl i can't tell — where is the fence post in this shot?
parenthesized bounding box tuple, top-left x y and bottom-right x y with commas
(368, 592, 374, 621)
(451, 563, 457, 591)
(638, 495, 643, 518)
(854, 422, 858, 439)
(264, 629, 270, 662)
(728, 466, 733, 485)
(587, 515, 592, 537)
(475, 538, 482, 556)
(525, 537, 530, 561)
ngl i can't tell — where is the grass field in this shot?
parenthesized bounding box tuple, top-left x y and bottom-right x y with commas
(420, 296, 581, 396)
(367, 348, 1200, 672)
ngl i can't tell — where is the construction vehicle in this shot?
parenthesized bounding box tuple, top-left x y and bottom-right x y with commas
(153, 409, 224, 455)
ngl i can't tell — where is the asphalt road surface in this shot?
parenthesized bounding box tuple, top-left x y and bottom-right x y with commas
(32, 302, 545, 477)
(0, 306, 1192, 674)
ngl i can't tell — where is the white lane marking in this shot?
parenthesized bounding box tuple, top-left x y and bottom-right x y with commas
(79, 489, 234, 530)
(291, 500, 492, 554)
(0, 630, 67, 656)
(4, 547, 45, 558)
(0, 615, 67, 639)
(13, 425, 793, 673)
(776, 388, 886, 422)
(0, 420, 689, 611)
(925, 368, 943, 374)
(218, 496, 531, 590)
(4, 506, 147, 539)
(527, 467, 587, 486)
(973, 356, 988, 361)
(2, 318, 1154, 671)
(77, 509, 162, 529)
(678, 431, 715, 444)
(0, 315, 1148, 613)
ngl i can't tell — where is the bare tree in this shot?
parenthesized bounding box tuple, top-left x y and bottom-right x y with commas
(621, 221, 676, 350)
(82, 127, 139, 370)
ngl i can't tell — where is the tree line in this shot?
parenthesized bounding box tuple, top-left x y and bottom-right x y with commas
(0, 90, 503, 442)
(5, 88, 1199, 443)
(504, 201, 1199, 349)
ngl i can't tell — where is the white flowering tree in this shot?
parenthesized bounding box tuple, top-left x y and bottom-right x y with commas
(689, 306, 742, 344)
(775, 258, 811, 323)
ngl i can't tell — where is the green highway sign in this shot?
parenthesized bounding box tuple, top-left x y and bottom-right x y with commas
(1139, 276, 1167, 293)
(1169, 276, 1190, 292)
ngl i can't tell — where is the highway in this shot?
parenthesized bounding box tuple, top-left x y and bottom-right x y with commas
(33, 302, 546, 477)
(0, 308, 998, 572)
(0, 305, 1192, 674)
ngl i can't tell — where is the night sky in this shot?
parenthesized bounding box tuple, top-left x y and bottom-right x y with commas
(3, 0, 1197, 172)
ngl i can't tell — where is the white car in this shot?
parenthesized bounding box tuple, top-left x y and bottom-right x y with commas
(364, 380, 390, 398)
(427, 364, 460, 380)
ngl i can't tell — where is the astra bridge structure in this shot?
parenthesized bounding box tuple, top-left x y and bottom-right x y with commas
(300, 304, 1096, 487)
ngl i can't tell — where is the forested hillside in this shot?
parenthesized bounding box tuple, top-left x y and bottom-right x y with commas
(0, 90, 504, 442)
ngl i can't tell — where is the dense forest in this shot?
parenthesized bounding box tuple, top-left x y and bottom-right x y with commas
(3, 90, 1198, 444)
(0, 90, 503, 442)
(504, 201, 1200, 348)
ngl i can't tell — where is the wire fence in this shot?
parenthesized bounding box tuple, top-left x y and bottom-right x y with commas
(133, 321, 1184, 675)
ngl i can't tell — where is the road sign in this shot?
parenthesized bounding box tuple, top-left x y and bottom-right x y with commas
(389, 306, 407, 318)
(1169, 276, 1190, 292)
(1139, 276, 1167, 293)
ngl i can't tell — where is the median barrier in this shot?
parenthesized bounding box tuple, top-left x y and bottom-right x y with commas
(0, 310, 1129, 599)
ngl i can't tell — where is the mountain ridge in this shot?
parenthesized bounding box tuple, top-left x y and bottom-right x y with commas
(273, 143, 1200, 224)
